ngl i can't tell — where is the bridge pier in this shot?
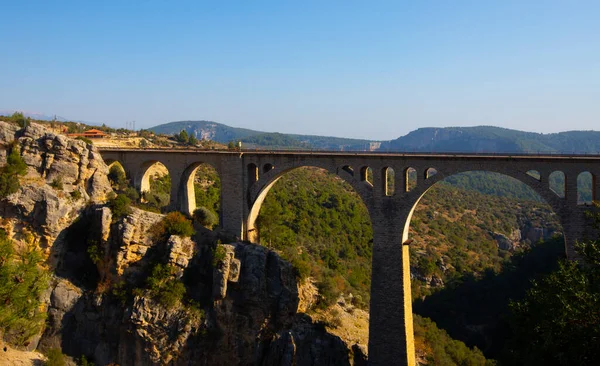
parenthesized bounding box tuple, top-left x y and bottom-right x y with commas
(218, 155, 245, 239)
(368, 204, 416, 366)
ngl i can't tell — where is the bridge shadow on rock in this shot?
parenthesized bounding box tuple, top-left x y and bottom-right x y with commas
(413, 237, 565, 361)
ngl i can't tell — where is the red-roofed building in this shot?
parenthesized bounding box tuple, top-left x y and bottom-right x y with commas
(67, 129, 108, 139)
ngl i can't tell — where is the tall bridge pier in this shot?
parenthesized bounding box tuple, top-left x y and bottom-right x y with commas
(100, 148, 600, 365)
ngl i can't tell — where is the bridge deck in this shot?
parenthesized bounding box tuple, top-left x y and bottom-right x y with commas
(98, 147, 600, 160)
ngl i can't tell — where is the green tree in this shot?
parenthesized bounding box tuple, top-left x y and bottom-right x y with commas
(227, 141, 235, 150)
(10, 112, 27, 128)
(108, 194, 132, 220)
(0, 232, 49, 346)
(188, 134, 198, 146)
(108, 165, 127, 190)
(163, 212, 195, 237)
(507, 239, 600, 365)
(5, 143, 27, 176)
(0, 143, 27, 198)
(150, 212, 195, 241)
(193, 207, 218, 229)
(45, 348, 67, 366)
(178, 129, 189, 144)
(146, 264, 186, 309)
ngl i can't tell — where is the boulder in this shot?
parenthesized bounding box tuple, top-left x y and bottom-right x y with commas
(0, 121, 18, 148)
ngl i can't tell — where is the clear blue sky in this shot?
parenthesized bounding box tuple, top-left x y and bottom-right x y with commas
(1, 0, 598, 140)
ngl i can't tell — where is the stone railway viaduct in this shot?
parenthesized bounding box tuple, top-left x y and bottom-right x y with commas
(99, 148, 600, 366)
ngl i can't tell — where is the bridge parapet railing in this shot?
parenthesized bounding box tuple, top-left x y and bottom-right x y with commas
(97, 146, 600, 158)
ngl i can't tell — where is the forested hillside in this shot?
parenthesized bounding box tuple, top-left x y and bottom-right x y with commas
(255, 168, 562, 305)
(149, 120, 374, 150)
(381, 126, 600, 153)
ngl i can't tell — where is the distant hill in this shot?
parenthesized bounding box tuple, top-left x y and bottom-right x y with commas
(151, 122, 600, 153)
(0, 110, 71, 122)
(149, 120, 376, 151)
(380, 126, 600, 154)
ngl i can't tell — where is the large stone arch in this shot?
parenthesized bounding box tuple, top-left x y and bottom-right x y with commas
(399, 164, 567, 252)
(177, 161, 222, 216)
(245, 160, 373, 243)
(135, 160, 171, 194)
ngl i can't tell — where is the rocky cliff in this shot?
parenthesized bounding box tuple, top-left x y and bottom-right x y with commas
(40, 206, 359, 365)
(0, 121, 112, 265)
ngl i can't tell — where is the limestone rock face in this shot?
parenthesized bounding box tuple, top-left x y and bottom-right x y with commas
(492, 230, 520, 251)
(212, 243, 236, 299)
(522, 225, 556, 243)
(40, 279, 84, 352)
(114, 208, 163, 279)
(261, 314, 351, 366)
(0, 121, 19, 147)
(14, 123, 112, 201)
(297, 278, 319, 313)
(0, 122, 113, 253)
(126, 296, 201, 365)
(38, 233, 355, 366)
(4, 184, 81, 247)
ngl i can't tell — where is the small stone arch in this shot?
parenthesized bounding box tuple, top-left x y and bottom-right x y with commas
(342, 165, 354, 177)
(360, 166, 373, 186)
(263, 163, 275, 173)
(526, 170, 541, 181)
(424, 168, 438, 180)
(405, 167, 417, 192)
(577, 171, 595, 205)
(549, 171, 566, 198)
(382, 167, 395, 196)
(136, 160, 172, 212)
(106, 160, 128, 190)
(248, 163, 259, 188)
(137, 160, 170, 193)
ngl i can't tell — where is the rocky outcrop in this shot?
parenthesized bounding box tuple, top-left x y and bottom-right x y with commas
(491, 229, 521, 251)
(212, 244, 240, 299)
(521, 225, 557, 243)
(261, 314, 351, 366)
(38, 214, 354, 366)
(114, 208, 163, 279)
(0, 122, 113, 255)
(167, 235, 195, 278)
(127, 296, 202, 365)
(16, 123, 112, 201)
(40, 278, 84, 353)
(297, 278, 319, 313)
(0, 121, 19, 146)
